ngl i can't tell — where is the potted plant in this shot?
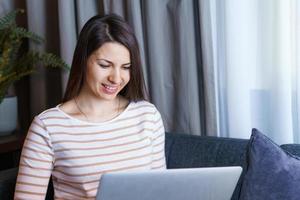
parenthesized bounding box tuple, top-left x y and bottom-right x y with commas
(0, 9, 69, 135)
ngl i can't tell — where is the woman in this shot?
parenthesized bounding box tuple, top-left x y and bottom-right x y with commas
(14, 14, 166, 199)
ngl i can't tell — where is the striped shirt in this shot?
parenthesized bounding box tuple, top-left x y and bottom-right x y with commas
(14, 100, 166, 200)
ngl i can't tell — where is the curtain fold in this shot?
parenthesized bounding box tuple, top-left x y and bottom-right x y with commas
(0, 0, 14, 14)
(198, 0, 220, 136)
(26, 0, 62, 117)
(57, 0, 78, 91)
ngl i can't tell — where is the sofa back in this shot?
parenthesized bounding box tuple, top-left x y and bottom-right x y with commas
(165, 132, 300, 168)
(165, 132, 249, 200)
(165, 132, 249, 168)
(281, 144, 300, 157)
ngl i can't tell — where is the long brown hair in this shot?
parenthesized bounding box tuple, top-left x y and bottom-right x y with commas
(63, 14, 147, 102)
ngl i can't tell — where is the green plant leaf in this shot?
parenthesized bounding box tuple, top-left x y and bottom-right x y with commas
(0, 9, 24, 30)
(12, 27, 44, 43)
(0, 9, 70, 104)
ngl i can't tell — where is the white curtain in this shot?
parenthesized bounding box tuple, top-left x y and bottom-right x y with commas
(200, 0, 300, 144)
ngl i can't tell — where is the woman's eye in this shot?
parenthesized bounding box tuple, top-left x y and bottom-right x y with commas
(99, 64, 109, 68)
(123, 65, 131, 70)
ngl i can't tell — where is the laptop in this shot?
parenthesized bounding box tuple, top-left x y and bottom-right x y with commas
(96, 166, 242, 200)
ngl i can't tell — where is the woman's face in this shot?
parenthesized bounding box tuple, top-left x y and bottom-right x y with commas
(83, 42, 131, 101)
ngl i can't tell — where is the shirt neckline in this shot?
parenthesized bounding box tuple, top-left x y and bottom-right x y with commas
(56, 101, 133, 125)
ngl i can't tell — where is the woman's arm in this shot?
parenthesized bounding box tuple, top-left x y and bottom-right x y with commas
(14, 117, 54, 200)
(151, 110, 166, 170)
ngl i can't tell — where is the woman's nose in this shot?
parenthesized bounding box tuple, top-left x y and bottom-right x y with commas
(108, 69, 121, 84)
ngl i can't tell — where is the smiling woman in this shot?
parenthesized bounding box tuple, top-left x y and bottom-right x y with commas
(14, 14, 166, 199)
(72, 42, 131, 122)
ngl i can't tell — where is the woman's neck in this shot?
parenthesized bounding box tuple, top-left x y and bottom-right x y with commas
(75, 92, 120, 120)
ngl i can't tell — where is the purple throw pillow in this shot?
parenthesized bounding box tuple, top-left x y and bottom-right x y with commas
(239, 129, 300, 200)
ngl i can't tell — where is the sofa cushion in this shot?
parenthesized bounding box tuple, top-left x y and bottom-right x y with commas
(165, 132, 248, 200)
(239, 129, 300, 200)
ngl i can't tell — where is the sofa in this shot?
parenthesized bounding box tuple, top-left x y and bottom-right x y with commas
(1, 131, 300, 200)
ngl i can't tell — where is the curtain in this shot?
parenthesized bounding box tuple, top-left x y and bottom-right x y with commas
(26, 0, 63, 117)
(0, 0, 14, 13)
(1, 0, 210, 136)
(41, 0, 210, 135)
(99, 0, 207, 134)
(5, 0, 299, 143)
(200, 0, 300, 144)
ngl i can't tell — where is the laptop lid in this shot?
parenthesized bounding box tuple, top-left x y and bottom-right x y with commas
(96, 166, 242, 200)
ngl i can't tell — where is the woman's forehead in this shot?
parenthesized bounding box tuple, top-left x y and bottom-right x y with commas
(92, 42, 130, 62)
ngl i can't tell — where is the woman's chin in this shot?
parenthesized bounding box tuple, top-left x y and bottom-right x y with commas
(97, 92, 119, 101)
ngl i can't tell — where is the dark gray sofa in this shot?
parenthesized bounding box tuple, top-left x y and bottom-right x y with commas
(1, 132, 300, 200)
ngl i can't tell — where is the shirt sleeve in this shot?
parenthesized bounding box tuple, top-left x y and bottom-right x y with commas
(14, 117, 54, 200)
(151, 109, 167, 170)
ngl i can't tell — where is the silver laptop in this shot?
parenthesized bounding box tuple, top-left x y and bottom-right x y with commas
(96, 166, 242, 200)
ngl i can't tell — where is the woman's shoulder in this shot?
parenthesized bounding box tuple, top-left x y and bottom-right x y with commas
(128, 100, 162, 119)
(35, 104, 65, 120)
(130, 100, 158, 111)
(128, 100, 163, 128)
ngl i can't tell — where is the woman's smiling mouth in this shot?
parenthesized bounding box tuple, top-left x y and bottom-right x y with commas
(102, 84, 119, 94)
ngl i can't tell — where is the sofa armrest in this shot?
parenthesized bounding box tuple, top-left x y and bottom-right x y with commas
(0, 167, 18, 200)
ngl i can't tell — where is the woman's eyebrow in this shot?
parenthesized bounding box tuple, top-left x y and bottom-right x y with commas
(97, 59, 131, 65)
(97, 59, 113, 64)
